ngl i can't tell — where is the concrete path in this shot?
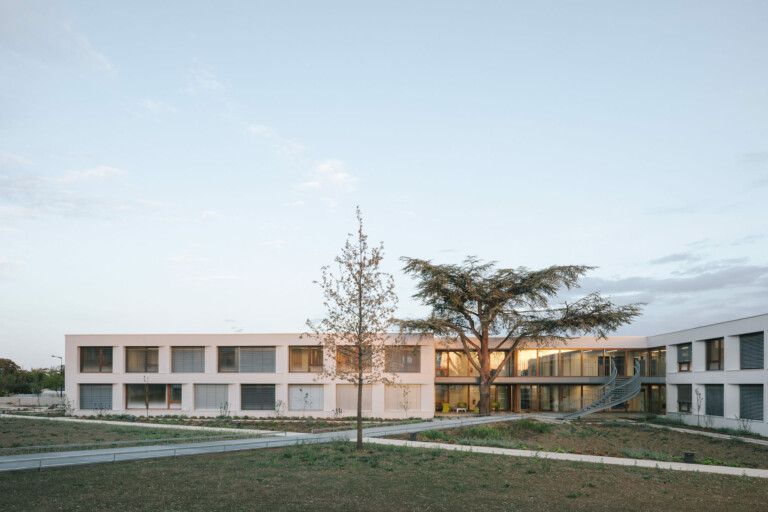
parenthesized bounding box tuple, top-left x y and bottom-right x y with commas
(634, 421, 768, 447)
(0, 414, 295, 436)
(365, 437, 768, 479)
(0, 414, 524, 473)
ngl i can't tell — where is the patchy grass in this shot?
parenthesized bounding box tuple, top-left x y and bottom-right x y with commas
(1, 442, 767, 511)
(393, 419, 768, 468)
(0, 417, 248, 453)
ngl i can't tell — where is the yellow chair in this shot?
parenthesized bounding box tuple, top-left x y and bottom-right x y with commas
(441, 402, 451, 413)
(491, 402, 500, 412)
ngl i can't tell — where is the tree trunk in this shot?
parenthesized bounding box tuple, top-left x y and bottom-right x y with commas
(479, 378, 491, 415)
(356, 372, 363, 449)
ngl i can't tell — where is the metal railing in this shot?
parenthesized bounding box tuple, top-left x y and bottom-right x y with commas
(562, 360, 642, 420)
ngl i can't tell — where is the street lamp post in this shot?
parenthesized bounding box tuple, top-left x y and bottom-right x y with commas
(51, 355, 63, 397)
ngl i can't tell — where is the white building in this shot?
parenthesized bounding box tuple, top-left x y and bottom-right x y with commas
(64, 314, 767, 433)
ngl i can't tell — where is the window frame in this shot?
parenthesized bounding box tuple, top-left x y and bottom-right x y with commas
(705, 338, 724, 371)
(125, 347, 159, 373)
(80, 346, 113, 373)
(289, 346, 324, 373)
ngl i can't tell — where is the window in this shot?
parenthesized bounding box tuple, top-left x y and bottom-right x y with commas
(385, 346, 421, 373)
(385, 385, 421, 412)
(740, 385, 764, 421)
(490, 351, 512, 377)
(125, 347, 159, 373)
(677, 384, 692, 413)
(740, 332, 764, 370)
(80, 347, 113, 373)
(560, 350, 581, 377)
(241, 384, 275, 410)
(125, 384, 181, 409)
(80, 384, 112, 409)
(289, 347, 323, 372)
(336, 384, 372, 410)
(677, 343, 691, 372)
(705, 384, 724, 417)
(172, 347, 205, 373)
(516, 350, 538, 376)
(336, 347, 373, 372)
(195, 384, 229, 410)
(539, 350, 559, 376)
(435, 351, 449, 377)
(289, 384, 324, 411)
(706, 338, 724, 371)
(218, 347, 276, 373)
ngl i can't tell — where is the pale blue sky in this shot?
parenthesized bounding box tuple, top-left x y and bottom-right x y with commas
(1, 1, 767, 368)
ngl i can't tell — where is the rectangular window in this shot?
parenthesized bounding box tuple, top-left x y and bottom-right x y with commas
(288, 384, 324, 411)
(384, 346, 421, 373)
(490, 351, 512, 377)
(539, 350, 559, 376)
(80, 347, 113, 373)
(677, 343, 691, 372)
(289, 347, 324, 372)
(740, 332, 764, 370)
(125, 384, 180, 409)
(125, 347, 159, 373)
(172, 347, 205, 373)
(516, 350, 538, 376)
(336, 347, 373, 372)
(435, 351, 449, 377)
(740, 384, 764, 421)
(706, 338, 724, 371)
(649, 349, 666, 377)
(560, 350, 581, 377)
(79, 384, 112, 409)
(449, 351, 469, 376)
(241, 384, 275, 410)
(677, 384, 692, 413)
(385, 385, 421, 412)
(583, 349, 603, 377)
(218, 347, 276, 373)
(195, 384, 229, 410)
(705, 384, 724, 417)
(336, 384, 372, 410)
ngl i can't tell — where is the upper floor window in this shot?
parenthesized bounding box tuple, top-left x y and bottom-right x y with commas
(336, 346, 373, 373)
(289, 346, 323, 373)
(705, 338, 723, 371)
(385, 346, 421, 373)
(172, 347, 205, 373)
(80, 347, 113, 373)
(677, 343, 691, 372)
(218, 347, 275, 373)
(740, 332, 764, 370)
(125, 347, 159, 373)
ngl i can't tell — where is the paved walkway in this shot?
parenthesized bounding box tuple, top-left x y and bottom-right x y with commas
(0, 414, 292, 436)
(365, 437, 768, 479)
(0, 414, 524, 473)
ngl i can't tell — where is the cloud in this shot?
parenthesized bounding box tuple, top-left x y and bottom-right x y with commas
(200, 210, 222, 219)
(0, 150, 31, 167)
(297, 159, 356, 191)
(0, 1, 113, 74)
(182, 275, 239, 282)
(245, 124, 305, 156)
(167, 253, 211, 264)
(181, 67, 224, 95)
(580, 260, 768, 304)
(259, 240, 286, 250)
(132, 199, 165, 208)
(648, 252, 701, 265)
(138, 99, 177, 113)
(57, 166, 127, 183)
(0, 257, 26, 279)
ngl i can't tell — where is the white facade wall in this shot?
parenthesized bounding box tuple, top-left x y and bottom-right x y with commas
(651, 314, 768, 436)
(66, 333, 435, 419)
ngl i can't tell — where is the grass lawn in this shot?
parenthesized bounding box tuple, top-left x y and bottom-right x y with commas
(395, 419, 768, 468)
(1, 442, 766, 511)
(0, 417, 248, 452)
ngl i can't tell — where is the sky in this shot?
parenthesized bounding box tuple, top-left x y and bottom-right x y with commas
(1, 1, 767, 369)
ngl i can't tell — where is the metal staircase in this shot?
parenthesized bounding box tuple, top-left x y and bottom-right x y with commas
(561, 360, 642, 420)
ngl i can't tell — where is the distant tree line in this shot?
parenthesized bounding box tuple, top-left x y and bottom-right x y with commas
(0, 358, 64, 397)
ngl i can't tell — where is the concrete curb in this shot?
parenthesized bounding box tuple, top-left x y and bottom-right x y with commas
(364, 437, 768, 479)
